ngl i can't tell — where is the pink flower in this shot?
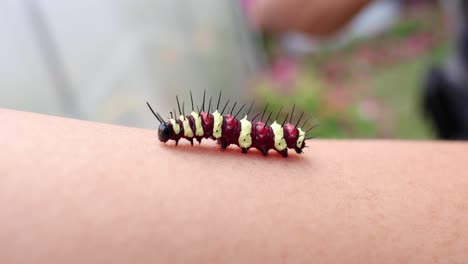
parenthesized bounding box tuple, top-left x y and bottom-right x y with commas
(268, 57, 299, 90)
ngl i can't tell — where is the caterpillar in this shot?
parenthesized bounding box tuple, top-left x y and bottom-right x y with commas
(146, 91, 317, 157)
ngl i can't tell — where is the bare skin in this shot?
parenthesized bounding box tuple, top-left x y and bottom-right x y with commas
(1, 108, 468, 263)
(251, 0, 371, 36)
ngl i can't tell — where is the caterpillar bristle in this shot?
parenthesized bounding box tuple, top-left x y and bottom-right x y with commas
(201, 89, 206, 112)
(251, 112, 262, 122)
(146, 102, 162, 123)
(295, 112, 304, 127)
(260, 103, 269, 121)
(190, 90, 194, 111)
(300, 117, 311, 129)
(234, 104, 246, 119)
(220, 99, 230, 115)
(156, 112, 165, 123)
(289, 104, 296, 123)
(176, 96, 182, 116)
(264, 111, 273, 127)
(246, 99, 255, 117)
(230, 101, 237, 115)
(148, 92, 317, 157)
(282, 113, 289, 126)
(216, 90, 222, 110)
(207, 96, 212, 113)
(305, 123, 319, 134)
(275, 106, 284, 121)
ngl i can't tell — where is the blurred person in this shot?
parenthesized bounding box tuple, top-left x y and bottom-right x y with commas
(250, 0, 371, 36)
(423, 0, 468, 139)
(250, 0, 468, 139)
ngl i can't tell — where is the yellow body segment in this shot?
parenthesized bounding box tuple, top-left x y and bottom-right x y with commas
(179, 115, 194, 138)
(212, 110, 223, 139)
(238, 116, 252, 148)
(190, 112, 204, 137)
(297, 128, 305, 148)
(169, 119, 180, 135)
(270, 121, 287, 151)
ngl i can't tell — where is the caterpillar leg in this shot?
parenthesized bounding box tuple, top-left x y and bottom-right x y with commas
(175, 139, 179, 146)
(241, 148, 248, 154)
(187, 138, 194, 146)
(220, 141, 229, 150)
(279, 149, 288, 158)
(260, 148, 268, 156)
(196, 138, 202, 144)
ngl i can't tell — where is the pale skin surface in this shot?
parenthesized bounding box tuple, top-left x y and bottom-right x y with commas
(251, 0, 371, 36)
(1, 108, 468, 264)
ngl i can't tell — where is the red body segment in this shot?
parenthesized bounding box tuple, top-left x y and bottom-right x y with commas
(251, 121, 275, 156)
(283, 123, 299, 149)
(200, 112, 214, 139)
(220, 114, 241, 149)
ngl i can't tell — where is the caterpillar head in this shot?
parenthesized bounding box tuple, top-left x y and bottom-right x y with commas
(283, 124, 306, 154)
(158, 122, 174, 143)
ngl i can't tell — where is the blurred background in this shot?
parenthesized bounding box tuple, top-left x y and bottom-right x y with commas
(1, 0, 466, 139)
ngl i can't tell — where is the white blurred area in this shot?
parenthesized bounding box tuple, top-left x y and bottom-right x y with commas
(0, 0, 264, 128)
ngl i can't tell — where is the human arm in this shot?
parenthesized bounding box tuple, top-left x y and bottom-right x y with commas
(1, 108, 467, 263)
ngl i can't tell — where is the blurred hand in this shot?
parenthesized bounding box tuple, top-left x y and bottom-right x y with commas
(250, 0, 371, 36)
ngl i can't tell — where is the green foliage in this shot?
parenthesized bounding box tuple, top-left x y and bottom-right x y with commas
(373, 43, 449, 139)
(255, 7, 448, 139)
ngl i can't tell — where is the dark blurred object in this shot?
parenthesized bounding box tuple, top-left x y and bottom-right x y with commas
(423, 66, 468, 139)
(403, 0, 438, 6)
(423, 0, 468, 139)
